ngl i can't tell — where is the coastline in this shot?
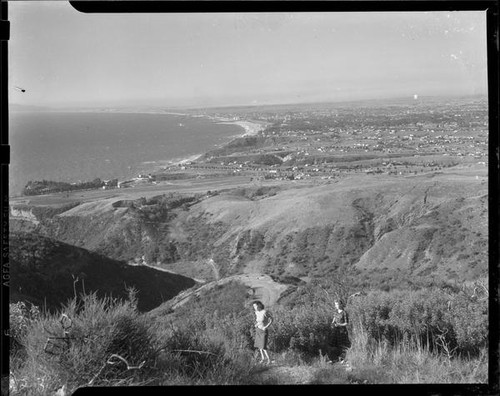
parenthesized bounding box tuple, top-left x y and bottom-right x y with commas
(131, 109, 268, 137)
(215, 119, 267, 137)
(158, 116, 269, 167)
(52, 107, 268, 138)
(9, 111, 269, 197)
(116, 114, 269, 175)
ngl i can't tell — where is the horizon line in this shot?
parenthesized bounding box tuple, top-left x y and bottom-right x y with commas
(10, 93, 488, 112)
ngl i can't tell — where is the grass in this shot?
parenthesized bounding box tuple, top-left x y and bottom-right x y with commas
(344, 342, 488, 384)
(9, 278, 489, 393)
(344, 324, 488, 384)
(9, 283, 262, 393)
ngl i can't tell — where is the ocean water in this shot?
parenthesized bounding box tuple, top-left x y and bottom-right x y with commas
(9, 111, 243, 197)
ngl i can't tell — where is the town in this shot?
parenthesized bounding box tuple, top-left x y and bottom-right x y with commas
(148, 95, 487, 185)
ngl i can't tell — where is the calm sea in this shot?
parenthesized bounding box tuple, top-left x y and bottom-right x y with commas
(9, 111, 243, 197)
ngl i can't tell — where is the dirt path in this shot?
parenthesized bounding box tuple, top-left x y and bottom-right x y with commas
(253, 364, 317, 384)
(167, 273, 289, 310)
(129, 262, 206, 283)
(251, 361, 353, 385)
(236, 273, 289, 307)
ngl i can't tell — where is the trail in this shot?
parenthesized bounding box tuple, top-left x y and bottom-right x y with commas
(250, 361, 353, 385)
(128, 262, 206, 283)
(253, 364, 317, 384)
(167, 273, 289, 310)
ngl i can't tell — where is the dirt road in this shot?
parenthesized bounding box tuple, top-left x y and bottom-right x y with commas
(167, 272, 289, 310)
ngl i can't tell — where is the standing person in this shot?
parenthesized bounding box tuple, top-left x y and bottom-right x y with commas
(253, 300, 273, 364)
(331, 299, 350, 363)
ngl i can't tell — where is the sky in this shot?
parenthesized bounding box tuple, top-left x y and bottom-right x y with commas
(8, 2, 488, 108)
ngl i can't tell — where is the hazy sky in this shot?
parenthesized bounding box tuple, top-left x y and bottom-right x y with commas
(9, 2, 488, 108)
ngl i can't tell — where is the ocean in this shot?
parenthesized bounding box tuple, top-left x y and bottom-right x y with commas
(9, 111, 244, 197)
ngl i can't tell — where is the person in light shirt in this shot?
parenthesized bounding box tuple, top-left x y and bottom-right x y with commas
(253, 300, 273, 364)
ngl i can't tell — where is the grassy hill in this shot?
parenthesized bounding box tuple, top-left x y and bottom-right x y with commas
(9, 231, 196, 312)
(10, 165, 488, 291)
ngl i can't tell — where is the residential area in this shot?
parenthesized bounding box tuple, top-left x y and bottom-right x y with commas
(149, 96, 488, 184)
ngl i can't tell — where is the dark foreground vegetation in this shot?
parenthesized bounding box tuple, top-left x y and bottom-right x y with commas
(9, 232, 196, 313)
(9, 276, 488, 393)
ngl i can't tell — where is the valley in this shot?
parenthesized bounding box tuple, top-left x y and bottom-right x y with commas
(9, 95, 489, 312)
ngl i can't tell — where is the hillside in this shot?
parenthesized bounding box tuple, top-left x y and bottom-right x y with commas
(9, 165, 488, 293)
(7, 96, 490, 391)
(9, 231, 196, 312)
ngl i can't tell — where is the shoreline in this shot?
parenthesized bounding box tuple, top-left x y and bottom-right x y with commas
(8, 111, 269, 198)
(62, 107, 267, 139)
(76, 108, 268, 137)
(163, 111, 268, 137)
(143, 116, 269, 169)
(215, 119, 267, 137)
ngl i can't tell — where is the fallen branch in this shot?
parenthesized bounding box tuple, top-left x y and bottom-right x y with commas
(88, 353, 145, 386)
(172, 349, 218, 356)
(107, 354, 145, 370)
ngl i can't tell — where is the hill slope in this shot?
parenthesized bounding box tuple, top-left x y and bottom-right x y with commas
(10, 167, 488, 290)
(9, 231, 196, 312)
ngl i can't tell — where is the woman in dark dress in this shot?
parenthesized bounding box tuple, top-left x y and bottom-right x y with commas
(331, 299, 350, 362)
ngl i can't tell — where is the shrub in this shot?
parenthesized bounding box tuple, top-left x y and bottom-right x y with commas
(268, 304, 332, 357)
(9, 301, 41, 350)
(10, 274, 488, 389)
(348, 287, 488, 357)
(158, 326, 226, 378)
(447, 294, 488, 355)
(150, 311, 255, 385)
(14, 290, 157, 394)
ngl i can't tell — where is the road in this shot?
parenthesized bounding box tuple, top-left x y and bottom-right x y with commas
(167, 272, 289, 310)
(9, 176, 270, 206)
(128, 262, 206, 283)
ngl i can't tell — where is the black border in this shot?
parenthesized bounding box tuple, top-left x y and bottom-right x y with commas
(2, 1, 499, 396)
(69, 0, 494, 13)
(486, 5, 500, 396)
(1, 1, 9, 396)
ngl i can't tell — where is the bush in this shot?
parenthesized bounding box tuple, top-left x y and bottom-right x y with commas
(159, 326, 226, 378)
(10, 276, 488, 389)
(447, 293, 488, 355)
(150, 311, 255, 384)
(267, 304, 332, 358)
(348, 288, 488, 356)
(12, 290, 157, 394)
(9, 301, 41, 350)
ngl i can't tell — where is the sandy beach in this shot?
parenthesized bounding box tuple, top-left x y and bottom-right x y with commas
(160, 117, 268, 168)
(96, 108, 268, 138)
(161, 109, 268, 137)
(216, 119, 267, 136)
(167, 120, 266, 167)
